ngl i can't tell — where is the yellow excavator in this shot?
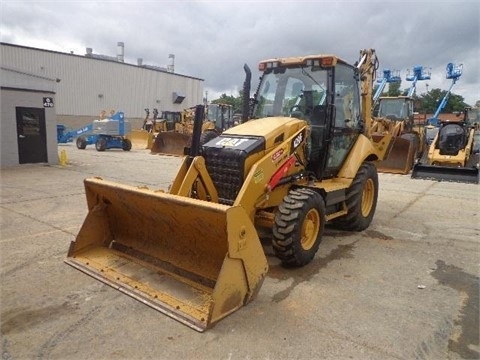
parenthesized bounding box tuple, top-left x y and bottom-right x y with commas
(65, 49, 394, 331)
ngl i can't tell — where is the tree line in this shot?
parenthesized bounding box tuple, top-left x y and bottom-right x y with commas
(210, 82, 478, 115)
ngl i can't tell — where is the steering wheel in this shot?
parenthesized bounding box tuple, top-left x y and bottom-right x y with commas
(290, 105, 304, 118)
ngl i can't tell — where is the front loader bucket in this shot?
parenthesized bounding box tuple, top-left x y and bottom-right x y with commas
(151, 132, 191, 155)
(373, 135, 416, 174)
(126, 130, 153, 149)
(411, 164, 479, 184)
(65, 178, 268, 331)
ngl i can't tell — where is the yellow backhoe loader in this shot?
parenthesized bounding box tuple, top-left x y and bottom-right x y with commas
(370, 66, 430, 174)
(371, 96, 422, 173)
(126, 109, 180, 150)
(126, 108, 156, 149)
(150, 107, 200, 155)
(151, 104, 236, 155)
(65, 49, 394, 331)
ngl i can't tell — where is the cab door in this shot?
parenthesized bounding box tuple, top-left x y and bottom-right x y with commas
(323, 64, 362, 178)
(16, 107, 48, 164)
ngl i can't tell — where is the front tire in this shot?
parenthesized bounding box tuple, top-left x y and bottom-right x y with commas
(272, 188, 326, 267)
(76, 136, 87, 150)
(331, 162, 378, 231)
(95, 138, 106, 151)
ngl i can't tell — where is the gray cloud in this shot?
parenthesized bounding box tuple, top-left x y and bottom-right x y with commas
(1, 0, 478, 104)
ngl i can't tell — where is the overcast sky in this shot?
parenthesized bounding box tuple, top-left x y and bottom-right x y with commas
(1, 0, 479, 105)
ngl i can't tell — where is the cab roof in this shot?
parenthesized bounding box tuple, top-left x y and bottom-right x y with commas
(259, 54, 350, 68)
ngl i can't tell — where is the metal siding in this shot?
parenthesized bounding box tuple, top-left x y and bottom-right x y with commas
(1, 44, 204, 118)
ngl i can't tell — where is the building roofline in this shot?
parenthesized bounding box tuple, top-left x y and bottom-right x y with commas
(0, 65, 60, 82)
(1, 42, 204, 82)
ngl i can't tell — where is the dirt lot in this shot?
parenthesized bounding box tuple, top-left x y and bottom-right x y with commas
(1, 144, 479, 360)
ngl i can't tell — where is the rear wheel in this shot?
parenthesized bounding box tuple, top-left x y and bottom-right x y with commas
(76, 136, 87, 150)
(331, 162, 378, 231)
(122, 138, 132, 151)
(95, 138, 106, 152)
(272, 188, 325, 267)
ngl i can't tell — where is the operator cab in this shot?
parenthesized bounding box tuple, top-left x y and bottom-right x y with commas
(252, 56, 362, 179)
(437, 121, 467, 156)
(377, 97, 414, 122)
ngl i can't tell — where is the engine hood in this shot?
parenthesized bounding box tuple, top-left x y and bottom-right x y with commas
(223, 117, 306, 149)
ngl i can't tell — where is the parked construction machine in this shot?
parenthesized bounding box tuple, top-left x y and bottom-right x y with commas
(58, 111, 132, 151)
(411, 106, 479, 183)
(150, 104, 235, 155)
(65, 49, 395, 331)
(126, 108, 180, 150)
(150, 107, 198, 154)
(371, 65, 430, 173)
(410, 63, 478, 182)
(57, 123, 96, 146)
(126, 108, 156, 149)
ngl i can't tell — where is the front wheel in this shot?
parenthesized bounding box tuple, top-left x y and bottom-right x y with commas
(331, 162, 378, 231)
(95, 138, 107, 151)
(272, 188, 326, 267)
(76, 136, 87, 150)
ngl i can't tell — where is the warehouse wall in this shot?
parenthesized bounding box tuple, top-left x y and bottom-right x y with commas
(0, 43, 204, 121)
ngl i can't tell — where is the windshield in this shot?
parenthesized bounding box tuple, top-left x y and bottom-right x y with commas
(207, 104, 233, 130)
(253, 67, 327, 119)
(378, 98, 409, 120)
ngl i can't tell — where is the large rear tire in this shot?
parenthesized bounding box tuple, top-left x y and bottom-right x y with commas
(331, 162, 378, 231)
(272, 188, 325, 267)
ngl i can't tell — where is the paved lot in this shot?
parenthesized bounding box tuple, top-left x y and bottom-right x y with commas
(1, 143, 479, 360)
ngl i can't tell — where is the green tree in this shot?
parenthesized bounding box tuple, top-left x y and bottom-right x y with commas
(387, 81, 402, 97)
(211, 92, 244, 113)
(418, 88, 467, 113)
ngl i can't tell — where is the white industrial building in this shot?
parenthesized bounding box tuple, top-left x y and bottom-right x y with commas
(1, 42, 204, 124)
(0, 42, 204, 167)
